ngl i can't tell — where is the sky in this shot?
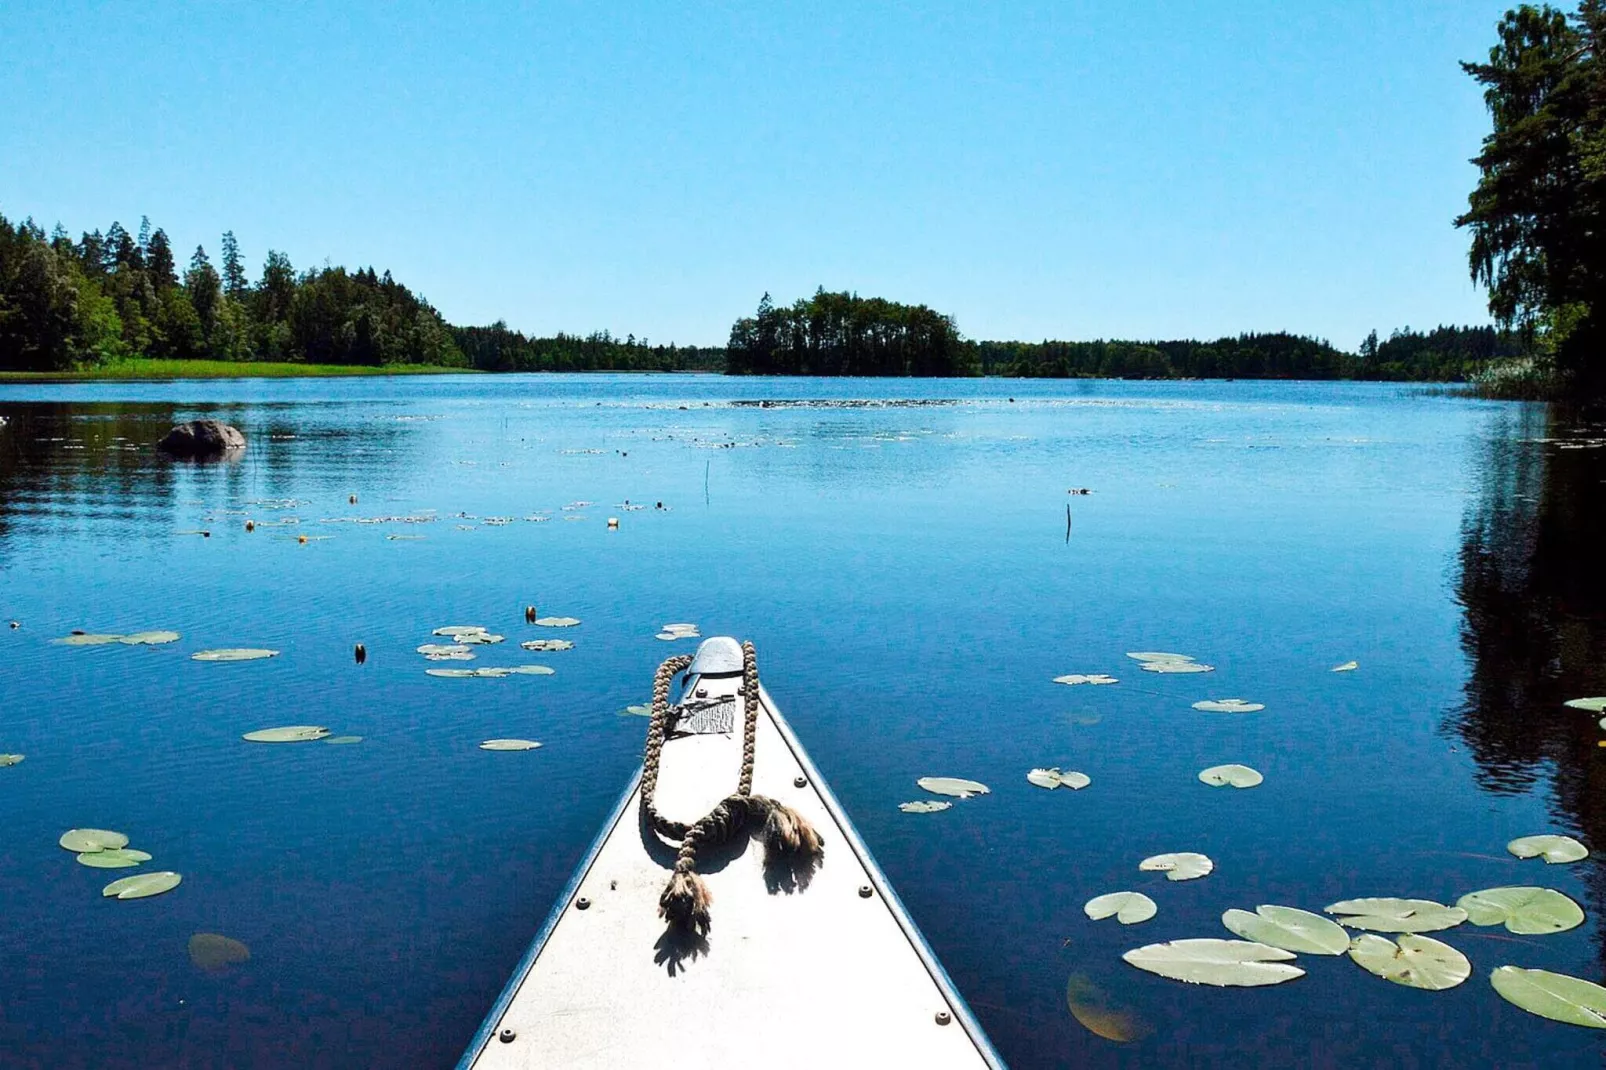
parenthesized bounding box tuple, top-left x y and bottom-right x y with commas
(0, 1, 1516, 348)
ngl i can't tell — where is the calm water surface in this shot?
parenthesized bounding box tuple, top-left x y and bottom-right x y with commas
(0, 375, 1603, 1068)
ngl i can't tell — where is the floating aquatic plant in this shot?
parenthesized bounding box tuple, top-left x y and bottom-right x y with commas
(1221, 906, 1348, 954)
(1324, 897, 1467, 933)
(1126, 652, 1193, 663)
(192, 649, 279, 662)
(0, 754, 23, 766)
(433, 626, 488, 638)
(324, 736, 363, 745)
(533, 617, 581, 628)
(119, 631, 180, 645)
(59, 829, 128, 852)
(1507, 834, 1588, 864)
(1084, 892, 1157, 925)
(54, 633, 126, 646)
(916, 776, 990, 798)
(898, 800, 953, 813)
(457, 632, 505, 645)
(522, 639, 574, 652)
(1332, 661, 1359, 672)
(76, 848, 152, 869)
(242, 726, 330, 742)
(1121, 939, 1302, 987)
(1564, 697, 1606, 712)
(1348, 933, 1470, 990)
(480, 739, 543, 751)
(1141, 661, 1214, 674)
(1198, 764, 1263, 788)
(1192, 699, 1264, 713)
(1457, 887, 1584, 934)
(1027, 767, 1091, 790)
(1065, 973, 1152, 1043)
(1054, 674, 1118, 686)
(1491, 966, 1606, 1027)
(417, 643, 473, 657)
(621, 705, 652, 717)
(1139, 853, 1213, 881)
(102, 871, 181, 900)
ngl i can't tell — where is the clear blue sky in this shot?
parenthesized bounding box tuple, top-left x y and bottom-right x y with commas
(0, 1, 1513, 348)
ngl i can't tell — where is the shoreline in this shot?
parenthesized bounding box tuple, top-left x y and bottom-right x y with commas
(0, 360, 480, 382)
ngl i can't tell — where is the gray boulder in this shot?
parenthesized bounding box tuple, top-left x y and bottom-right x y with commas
(158, 420, 246, 456)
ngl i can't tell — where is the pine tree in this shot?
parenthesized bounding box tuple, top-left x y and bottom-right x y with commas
(220, 230, 248, 297)
(146, 229, 176, 289)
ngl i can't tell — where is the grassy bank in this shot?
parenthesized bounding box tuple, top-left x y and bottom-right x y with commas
(0, 359, 478, 382)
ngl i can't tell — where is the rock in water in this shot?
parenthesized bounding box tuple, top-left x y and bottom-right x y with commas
(158, 420, 246, 457)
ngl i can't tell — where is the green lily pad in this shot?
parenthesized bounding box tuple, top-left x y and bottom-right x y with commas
(621, 705, 652, 717)
(1192, 699, 1264, 713)
(457, 632, 505, 645)
(1457, 886, 1585, 934)
(1199, 764, 1263, 788)
(898, 800, 953, 813)
(417, 643, 473, 657)
(0, 754, 23, 766)
(1348, 933, 1470, 990)
(433, 625, 488, 637)
(76, 848, 153, 869)
(534, 617, 581, 627)
(1054, 674, 1118, 686)
(1563, 697, 1606, 712)
(1142, 661, 1214, 674)
(189, 933, 251, 972)
(59, 828, 128, 853)
(1332, 660, 1359, 672)
(1027, 767, 1091, 790)
(118, 631, 180, 645)
(522, 639, 574, 652)
(916, 776, 991, 799)
(1222, 905, 1349, 955)
(507, 665, 555, 675)
(324, 736, 363, 745)
(1507, 834, 1588, 864)
(1085, 892, 1157, 925)
(54, 633, 125, 646)
(1324, 897, 1468, 933)
(1126, 652, 1193, 663)
(425, 668, 478, 678)
(1139, 852, 1214, 881)
(242, 725, 330, 742)
(192, 648, 278, 662)
(480, 739, 543, 751)
(1122, 939, 1302, 987)
(1491, 966, 1606, 1028)
(102, 871, 181, 900)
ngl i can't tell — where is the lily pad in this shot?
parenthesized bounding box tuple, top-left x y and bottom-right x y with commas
(1085, 892, 1158, 925)
(1054, 674, 1119, 686)
(1564, 697, 1606, 712)
(324, 736, 363, 745)
(417, 643, 473, 657)
(1126, 652, 1194, 663)
(54, 633, 125, 646)
(1332, 660, 1359, 672)
(1139, 852, 1214, 881)
(1065, 973, 1151, 1043)
(59, 828, 128, 853)
(1507, 834, 1589, 864)
(507, 665, 555, 675)
(1199, 764, 1263, 788)
(1192, 699, 1265, 713)
(1027, 767, 1091, 790)
(433, 625, 488, 637)
(1122, 939, 1302, 987)
(457, 632, 505, 645)
(534, 617, 581, 628)
(1348, 933, 1470, 990)
(189, 933, 251, 972)
(1324, 897, 1468, 933)
(898, 800, 953, 813)
(1222, 905, 1349, 955)
(916, 776, 991, 799)
(522, 639, 574, 652)
(118, 631, 180, 645)
(1142, 661, 1214, 674)
(242, 726, 330, 743)
(480, 739, 543, 751)
(102, 871, 181, 900)
(0, 754, 23, 766)
(76, 848, 153, 869)
(1491, 966, 1606, 1028)
(426, 668, 478, 678)
(1457, 886, 1585, 934)
(192, 649, 278, 662)
(621, 705, 652, 716)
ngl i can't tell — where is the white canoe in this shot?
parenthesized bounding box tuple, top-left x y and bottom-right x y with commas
(461, 637, 1003, 1068)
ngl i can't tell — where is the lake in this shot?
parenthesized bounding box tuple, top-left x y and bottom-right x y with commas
(0, 374, 1603, 1068)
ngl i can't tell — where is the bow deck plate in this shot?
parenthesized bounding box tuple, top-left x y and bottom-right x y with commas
(461, 659, 1001, 1069)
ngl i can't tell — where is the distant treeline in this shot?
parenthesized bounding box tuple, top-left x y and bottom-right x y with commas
(726, 290, 965, 375)
(452, 322, 723, 372)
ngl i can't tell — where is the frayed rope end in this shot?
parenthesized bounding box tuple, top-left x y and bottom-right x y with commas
(760, 799, 825, 862)
(658, 868, 713, 935)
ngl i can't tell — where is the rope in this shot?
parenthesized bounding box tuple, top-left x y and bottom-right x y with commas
(640, 641, 823, 935)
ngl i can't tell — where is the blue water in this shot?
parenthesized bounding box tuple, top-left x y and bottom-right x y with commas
(0, 375, 1602, 1068)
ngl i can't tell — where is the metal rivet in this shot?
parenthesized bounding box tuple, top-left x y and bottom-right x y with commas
(499, 1028, 517, 1043)
(793, 775, 807, 788)
(858, 885, 873, 898)
(576, 896, 591, 910)
(935, 1010, 952, 1026)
